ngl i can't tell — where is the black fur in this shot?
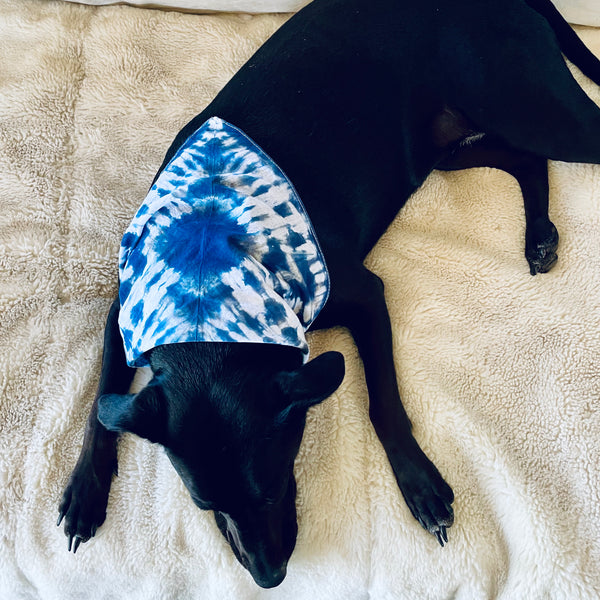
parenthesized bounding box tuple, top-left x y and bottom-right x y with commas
(59, 0, 600, 587)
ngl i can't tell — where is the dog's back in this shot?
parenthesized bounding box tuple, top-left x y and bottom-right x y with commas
(156, 0, 600, 263)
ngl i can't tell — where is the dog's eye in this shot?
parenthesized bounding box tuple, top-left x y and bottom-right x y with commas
(260, 482, 288, 506)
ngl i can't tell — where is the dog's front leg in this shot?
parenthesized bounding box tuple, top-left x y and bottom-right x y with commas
(58, 297, 135, 552)
(326, 266, 454, 544)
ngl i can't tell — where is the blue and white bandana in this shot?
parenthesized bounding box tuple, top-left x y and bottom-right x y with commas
(118, 117, 329, 368)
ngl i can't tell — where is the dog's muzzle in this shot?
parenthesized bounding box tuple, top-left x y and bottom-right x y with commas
(214, 504, 296, 589)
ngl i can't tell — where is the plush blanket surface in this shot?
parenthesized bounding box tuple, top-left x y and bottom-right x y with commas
(1, 1, 600, 598)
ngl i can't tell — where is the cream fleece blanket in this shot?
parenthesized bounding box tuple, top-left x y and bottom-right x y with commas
(1, 1, 600, 598)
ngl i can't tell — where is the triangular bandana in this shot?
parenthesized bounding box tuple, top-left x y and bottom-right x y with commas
(118, 117, 330, 367)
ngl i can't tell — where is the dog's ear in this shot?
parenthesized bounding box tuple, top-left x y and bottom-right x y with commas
(275, 351, 345, 414)
(97, 381, 165, 444)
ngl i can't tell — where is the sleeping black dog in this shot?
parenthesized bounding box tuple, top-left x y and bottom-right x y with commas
(58, 0, 600, 588)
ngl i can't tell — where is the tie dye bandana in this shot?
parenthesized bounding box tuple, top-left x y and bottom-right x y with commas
(118, 117, 330, 368)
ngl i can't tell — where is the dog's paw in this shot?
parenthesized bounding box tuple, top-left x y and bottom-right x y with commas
(57, 457, 115, 553)
(525, 218, 559, 275)
(393, 447, 454, 546)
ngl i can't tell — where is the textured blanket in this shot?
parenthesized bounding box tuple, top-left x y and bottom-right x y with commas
(1, 1, 600, 598)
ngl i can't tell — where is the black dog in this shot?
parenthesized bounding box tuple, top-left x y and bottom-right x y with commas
(58, 0, 600, 588)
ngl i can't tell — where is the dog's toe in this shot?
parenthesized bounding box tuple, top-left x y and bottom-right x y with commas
(528, 243, 558, 274)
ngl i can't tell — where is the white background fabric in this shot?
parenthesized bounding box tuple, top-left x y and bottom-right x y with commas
(0, 1, 600, 598)
(63, 0, 306, 13)
(554, 0, 600, 25)
(62, 0, 600, 25)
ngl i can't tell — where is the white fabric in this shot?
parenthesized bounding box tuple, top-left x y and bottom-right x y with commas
(553, 0, 600, 25)
(1, 1, 600, 598)
(63, 0, 307, 14)
(61, 0, 600, 25)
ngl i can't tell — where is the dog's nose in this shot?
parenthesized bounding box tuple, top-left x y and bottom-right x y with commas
(221, 516, 288, 588)
(251, 562, 287, 589)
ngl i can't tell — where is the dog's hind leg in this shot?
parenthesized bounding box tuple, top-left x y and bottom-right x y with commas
(440, 0, 600, 167)
(455, 35, 600, 168)
(57, 298, 135, 552)
(437, 135, 558, 274)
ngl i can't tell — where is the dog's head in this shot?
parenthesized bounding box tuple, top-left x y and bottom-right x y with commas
(98, 342, 345, 588)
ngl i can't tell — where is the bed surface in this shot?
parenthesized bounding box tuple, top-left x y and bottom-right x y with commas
(1, 1, 600, 598)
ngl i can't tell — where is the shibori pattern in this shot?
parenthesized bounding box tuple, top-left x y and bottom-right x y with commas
(118, 117, 330, 368)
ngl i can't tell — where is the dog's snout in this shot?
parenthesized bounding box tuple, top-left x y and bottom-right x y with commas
(216, 510, 290, 587)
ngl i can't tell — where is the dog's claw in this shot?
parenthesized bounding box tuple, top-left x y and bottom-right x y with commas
(434, 526, 448, 547)
(434, 525, 448, 546)
(57, 512, 65, 528)
(72, 536, 83, 554)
